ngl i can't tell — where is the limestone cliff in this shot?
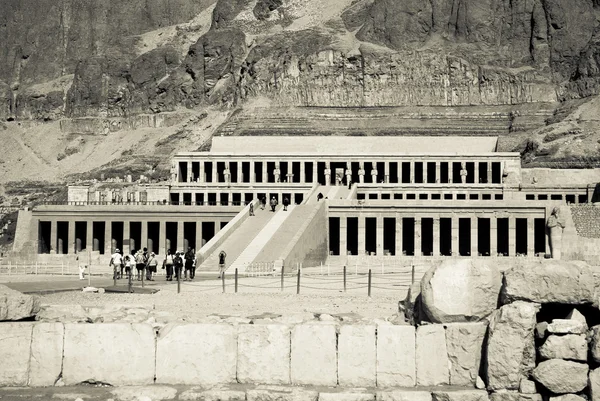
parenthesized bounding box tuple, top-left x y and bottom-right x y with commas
(2, 0, 600, 120)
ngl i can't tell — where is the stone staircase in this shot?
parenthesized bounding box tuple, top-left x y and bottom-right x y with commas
(198, 206, 278, 272)
(228, 205, 296, 273)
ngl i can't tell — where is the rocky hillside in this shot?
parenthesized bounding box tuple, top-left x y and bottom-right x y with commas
(0, 0, 600, 184)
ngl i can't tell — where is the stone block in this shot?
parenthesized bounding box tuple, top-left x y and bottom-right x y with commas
(180, 389, 246, 401)
(28, 323, 64, 387)
(519, 378, 537, 394)
(247, 387, 319, 401)
(486, 302, 539, 391)
(532, 359, 588, 394)
(547, 319, 587, 334)
(318, 393, 374, 401)
(338, 325, 376, 387)
(36, 304, 88, 323)
(156, 324, 237, 386)
(237, 324, 290, 385)
(588, 325, 600, 363)
(502, 261, 595, 304)
(489, 393, 542, 401)
(550, 396, 586, 401)
(63, 323, 155, 386)
(111, 386, 179, 401)
(376, 391, 432, 401)
(422, 259, 501, 323)
(590, 367, 600, 401)
(538, 334, 587, 361)
(416, 324, 449, 386)
(445, 322, 487, 386)
(291, 324, 337, 386)
(431, 390, 489, 401)
(0, 284, 40, 321)
(0, 322, 33, 386)
(377, 325, 416, 387)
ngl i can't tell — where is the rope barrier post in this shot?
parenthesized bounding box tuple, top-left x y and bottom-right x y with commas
(128, 271, 133, 293)
(141, 266, 144, 288)
(113, 264, 117, 287)
(343, 265, 347, 292)
(177, 267, 181, 294)
(281, 265, 285, 292)
(411, 264, 415, 285)
(235, 268, 238, 293)
(222, 272, 226, 293)
(368, 269, 372, 298)
(296, 268, 301, 295)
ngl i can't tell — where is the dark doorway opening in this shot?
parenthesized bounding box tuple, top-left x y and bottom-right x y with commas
(452, 162, 461, 183)
(329, 217, 340, 255)
(402, 162, 411, 183)
(459, 218, 471, 256)
(466, 162, 475, 184)
(492, 162, 501, 184)
(402, 218, 415, 256)
(389, 163, 399, 184)
(317, 162, 326, 185)
(414, 163, 423, 184)
(305, 162, 314, 183)
(216, 161, 225, 182)
(534, 218, 546, 255)
(427, 162, 436, 183)
(478, 218, 491, 256)
(38, 221, 51, 254)
(165, 222, 178, 254)
(347, 217, 358, 256)
(383, 218, 396, 255)
(421, 218, 433, 256)
(255, 162, 263, 183)
(267, 161, 276, 183)
(147, 222, 159, 254)
(129, 222, 142, 253)
(440, 218, 452, 256)
(204, 162, 213, 183)
(292, 162, 301, 183)
(179, 162, 188, 183)
(516, 218, 527, 255)
(93, 221, 105, 254)
(184, 222, 196, 251)
(497, 218, 509, 256)
(478, 162, 487, 183)
(440, 162, 449, 183)
(207, 193, 217, 205)
(220, 193, 229, 206)
(202, 221, 215, 245)
(111, 221, 124, 255)
(365, 217, 377, 255)
(75, 221, 87, 253)
(280, 162, 289, 183)
(242, 162, 250, 183)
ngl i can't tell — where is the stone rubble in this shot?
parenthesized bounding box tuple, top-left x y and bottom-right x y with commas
(0, 284, 40, 321)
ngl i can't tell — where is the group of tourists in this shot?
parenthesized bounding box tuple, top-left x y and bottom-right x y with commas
(109, 247, 196, 282)
(256, 196, 290, 212)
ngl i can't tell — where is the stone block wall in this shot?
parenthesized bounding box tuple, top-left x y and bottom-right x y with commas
(0, 320, 487, 388)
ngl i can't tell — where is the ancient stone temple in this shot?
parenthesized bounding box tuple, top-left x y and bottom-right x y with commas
(12, 135, 600, 272)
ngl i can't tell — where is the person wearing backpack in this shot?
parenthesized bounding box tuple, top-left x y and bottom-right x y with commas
(184, 247, 195, 281)
(163, 249, 174, 281)
(135, 249, 146, 281)
(146, 252, 158, 281)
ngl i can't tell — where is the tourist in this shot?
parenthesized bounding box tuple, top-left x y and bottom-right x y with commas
(184, 247, 195, 281)
(109, 248, 123, 279)
(124, 253, 133, 280)
(283, 196, 289, 211)
(135, 249, 146, 281)
(146, 252, 157, 281)
(270, 196, 278, 212)
(173, 251, 184, 281)
(249, 202, 255, 216)
(218, 250, 227, 279)
(163, 249, 174, 281)
(317, 192, 323, 201)
(260, 196, 266, 210)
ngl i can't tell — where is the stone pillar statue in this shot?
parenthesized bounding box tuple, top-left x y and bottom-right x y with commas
(170, 161, 177, 182)
(345, 166, 352, 186)
(546, 207, 565, 260)
(324, 162, 331, 185)
(460, 162, 467, 184)
(371, 166, 378, 184)
(358, 162, 365, 184)
(224, 167, 231, 185)
(274, 163, 281, 183)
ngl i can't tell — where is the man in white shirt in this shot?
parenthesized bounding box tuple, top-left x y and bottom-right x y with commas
(110, 248, 123, 279)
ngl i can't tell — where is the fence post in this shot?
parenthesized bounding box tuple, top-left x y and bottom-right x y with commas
(177, 269, 181, 294)
(113, 264, 117, 287)
(343, 265, 347, 292)
(281, 265, 285, 292)
(141, 267, 144, 288)
(411, 264, 415, 285)
(128, 272, 133, 293)
(368, 269, 372, 298)
(296, 268, 301, 295)
(235, 268, 238, 293)
(222, 272, 226, 293)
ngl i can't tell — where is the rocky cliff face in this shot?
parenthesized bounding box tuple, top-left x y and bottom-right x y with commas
(1, 0, 600, 120)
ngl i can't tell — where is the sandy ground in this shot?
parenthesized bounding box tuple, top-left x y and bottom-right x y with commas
(2, 273, 404, 319)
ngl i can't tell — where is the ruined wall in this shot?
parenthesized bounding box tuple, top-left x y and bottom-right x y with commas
(560, 205, 600, 264)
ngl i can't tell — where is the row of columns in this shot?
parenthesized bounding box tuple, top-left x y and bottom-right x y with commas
(179, 160, 502, 185)
(42, 220, 226, 256)
(337, 215, 539, 257)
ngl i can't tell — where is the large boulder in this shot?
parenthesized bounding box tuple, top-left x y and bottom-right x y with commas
(445, 323, 488, 387)
(486, 301, 539, 391)
(532, 359, 588, 394)
(421, 259, 502, 323)
(0, 284, 40, 321)
(538, 334, 587, 362)
(502, 261, 595, 304)
(588, 325, 600, 363)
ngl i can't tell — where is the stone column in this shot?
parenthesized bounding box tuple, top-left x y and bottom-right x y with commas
(249, 161, 255, 184)
(384, 162, 390, 184)
(300, 161, 306, 183)
(86, 220, 94, 252)
(141, 221, 149, 251)
(471, 217, 478, 257)
(423, 162, 428, 184)
(104, 221, 112, 255)
(508, 217, 517, 256)
(474, 162, 479, 184)
(449, 162, 454, 183)
(187, 161, 193, 183)
(159, 221, 166, 256)
(274, 162, 281, 183)
(371, 163, 378, 184)
(340, 217, 347, 256)
(237, 161, 243, 184)
(435, 162, 441, 183)
(262, 161, 268, 183)
(358, 217, 366, 255)
(324, 161, 331, 185)
(432, 217, 440, 257)
(312, 161, 318, 184)
(358, 162, 365, 184)
(67, 221, 75, 254)
(211, 161, 217, 183)
(410, 161, 415, 184)
(490, 217, 497, 257)
(123, 221, 130, 255)
(414, 217, 422, 257)
(376, 216, 384, 256)
(177, 221, 185, 251)
(451, 216, 459, 257)
(487, 162, 492, 184)
(196, 222, 203, 251)
(527, 217, 535, 257)
(395, 214, 402, 256)
(199, 161, 204, 183)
